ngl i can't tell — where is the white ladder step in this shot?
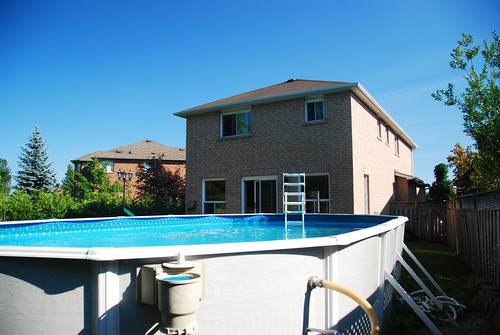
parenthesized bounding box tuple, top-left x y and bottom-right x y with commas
(284, 182, 304, 187)
(285, 203, 305, 207)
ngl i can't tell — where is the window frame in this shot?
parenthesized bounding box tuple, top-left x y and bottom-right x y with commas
(305, 98, 324, 123)
(101, 160, 114, 173)
(203, 179, 226, 214)
(220, 110, 252, 138)
(305, 174, 330, 213)
(377, 119, 383, 140)
(395, 136, 400, 156)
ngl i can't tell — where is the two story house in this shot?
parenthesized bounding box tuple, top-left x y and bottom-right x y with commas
(175, 79, 422, 215)
(71, 139, 186, 195)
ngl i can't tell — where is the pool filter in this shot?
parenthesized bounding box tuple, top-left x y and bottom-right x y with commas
(137, 255, 204, 334)
(156, 273, 201, 334)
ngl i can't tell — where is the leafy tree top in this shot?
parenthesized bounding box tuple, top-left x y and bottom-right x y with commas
(427, 163, 455, 201)
(15, 126, 56, 194)
(62, 158, 121, 199)
(433, 31, 500, 191)
(135, 155, 185, 208)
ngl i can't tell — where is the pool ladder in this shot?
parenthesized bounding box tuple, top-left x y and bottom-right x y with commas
(283, 173, 306, 236)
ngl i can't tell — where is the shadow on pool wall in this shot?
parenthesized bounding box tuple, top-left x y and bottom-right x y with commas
(0, 258, 92, 335)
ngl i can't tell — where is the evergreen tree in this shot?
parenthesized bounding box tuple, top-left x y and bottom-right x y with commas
(15, 126, 56, 194)
(0, 158, 11, 195)
(427, 163, 455, 201)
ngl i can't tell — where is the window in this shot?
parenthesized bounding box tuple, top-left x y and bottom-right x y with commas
(243, 177, 277, 213)
(385, 126, 390, 145)
(364, 175, 370, 214)
(305, 100, 324, 122)
(377, 119, 383, 140)
(305, 175, 329, 213)
(395, 136, 400, 156)
(221, 111, 251, 137)
(101, 160, 114, 172)
(203, 179, 225, 214)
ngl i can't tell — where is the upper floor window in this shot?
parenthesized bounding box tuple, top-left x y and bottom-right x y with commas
(395, 136, 400, 156)
(221, 110, 251, 137)
(101, 160, 114, 172)
(305, 99, 324, 122)
(377, 119, 383, 140)
(385, 126, 390, 145)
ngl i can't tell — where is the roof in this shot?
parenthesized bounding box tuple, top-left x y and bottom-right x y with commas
(179, 79, 349, 113)
(72, 139, 186, 162)
(175, 79, 418, 149)
(395, 170, 428, 187)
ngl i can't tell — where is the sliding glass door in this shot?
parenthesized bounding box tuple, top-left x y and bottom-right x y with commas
(243, 177, 277, 213)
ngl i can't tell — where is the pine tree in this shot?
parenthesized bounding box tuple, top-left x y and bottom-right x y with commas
(15, 126, 56, 194)
(0, 158, 11, 195)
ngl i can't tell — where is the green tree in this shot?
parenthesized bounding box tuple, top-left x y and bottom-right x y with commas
(61, 164, 81, 197)
(433, 31, 500, 191)
(15, 126, 56, 194)
(0, 158, 11, 195)
(427, 163, 455, 201)
(134, 156, 185, 214)
(62, 158, 123, 217)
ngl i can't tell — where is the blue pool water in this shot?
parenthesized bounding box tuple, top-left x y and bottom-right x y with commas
(0, 214, 390, 248)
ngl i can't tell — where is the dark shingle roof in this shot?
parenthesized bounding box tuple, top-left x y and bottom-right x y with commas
(72, 139, 186, 162)
(176, 79, 352, 115)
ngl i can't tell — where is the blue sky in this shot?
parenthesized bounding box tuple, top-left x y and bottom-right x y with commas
(1, 0, 498, 186)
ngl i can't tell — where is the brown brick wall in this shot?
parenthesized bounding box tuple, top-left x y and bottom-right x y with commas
(185, 92, 358, 214)
(81, 160, 186, 198)
(185, 90, 414, 215)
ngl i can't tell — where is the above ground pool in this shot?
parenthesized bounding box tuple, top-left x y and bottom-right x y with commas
(0, 213, 407, 335)
(0, 214, 389, 248)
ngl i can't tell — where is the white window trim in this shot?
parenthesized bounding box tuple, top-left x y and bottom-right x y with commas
(220, 109, 252, 138)
(241, 175, 278, 214)
(395, 136, 400, 156)
(305, 98, 324, 123)
(202, 178, 226, 214)
(305, 173, 330, 213)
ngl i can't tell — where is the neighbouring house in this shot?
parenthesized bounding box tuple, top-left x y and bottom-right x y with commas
(175, 79, 424, 215)
(71, 139, 186, 195)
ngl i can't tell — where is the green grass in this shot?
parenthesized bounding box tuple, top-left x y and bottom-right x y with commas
(403, 241, 479, 307)
(384, 241, 481, 334)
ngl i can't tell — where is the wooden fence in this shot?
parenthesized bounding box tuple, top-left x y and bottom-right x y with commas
(447, 208, 500, 287)
(390, 201, 447, 242)
(446, 190, 500, 287)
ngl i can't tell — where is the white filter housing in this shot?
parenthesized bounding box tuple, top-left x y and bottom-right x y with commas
(156, 273, 201, 334)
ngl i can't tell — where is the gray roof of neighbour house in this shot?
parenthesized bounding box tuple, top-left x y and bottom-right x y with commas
(175, 79, 418, 149)
(72, 139, 186, 163)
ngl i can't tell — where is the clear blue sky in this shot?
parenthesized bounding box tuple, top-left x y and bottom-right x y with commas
(1, 0, 498, 186)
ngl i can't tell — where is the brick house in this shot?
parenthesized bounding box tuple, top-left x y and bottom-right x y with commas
(175, 79, 423, 215)
(71, 139, 186, 195)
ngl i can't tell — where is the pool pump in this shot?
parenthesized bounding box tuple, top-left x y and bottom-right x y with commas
(137, 254, 204, 334)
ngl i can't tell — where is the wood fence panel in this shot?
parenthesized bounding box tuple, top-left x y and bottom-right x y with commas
(447, 208, 500, 287)
(390, 201, 447, 242)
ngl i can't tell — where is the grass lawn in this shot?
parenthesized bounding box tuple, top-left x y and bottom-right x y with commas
(384, 241, 500, 335)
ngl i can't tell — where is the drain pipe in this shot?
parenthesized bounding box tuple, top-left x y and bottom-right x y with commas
(308, 276, 380, 335)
